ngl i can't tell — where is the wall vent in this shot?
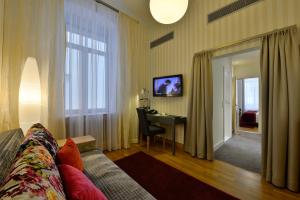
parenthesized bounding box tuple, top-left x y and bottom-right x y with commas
(150, 32, 174, 49)
(208, 0, 262, 23)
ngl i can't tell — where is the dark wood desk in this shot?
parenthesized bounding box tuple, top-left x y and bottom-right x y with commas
(147, 114, 187, 155)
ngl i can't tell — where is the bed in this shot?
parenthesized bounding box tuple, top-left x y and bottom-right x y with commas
(240, 111, 258, 128)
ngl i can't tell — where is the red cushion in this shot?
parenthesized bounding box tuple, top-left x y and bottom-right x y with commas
(57, 138, 83, 171)
(58, 164, 107, 200)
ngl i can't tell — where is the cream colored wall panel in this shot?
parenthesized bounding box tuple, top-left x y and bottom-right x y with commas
(145, 0, 300, 144)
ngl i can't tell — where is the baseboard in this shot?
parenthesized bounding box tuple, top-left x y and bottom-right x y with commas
(214, 141, 224, 151)
(130, 138, 139, 144)
(132, 136, 184, 150)
(224, 136, 231, 142)
(133, 137, 223, 152)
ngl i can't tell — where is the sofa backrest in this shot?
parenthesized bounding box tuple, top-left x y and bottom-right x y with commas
(0, 129, 24, 185)
(0, 124, 66, 199)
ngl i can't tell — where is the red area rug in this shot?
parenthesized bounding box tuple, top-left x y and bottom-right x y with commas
(115, 152, 238, 200)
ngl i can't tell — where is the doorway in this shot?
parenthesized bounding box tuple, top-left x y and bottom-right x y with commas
(236, 77, 259, 134)
(212, 49, 261, 173)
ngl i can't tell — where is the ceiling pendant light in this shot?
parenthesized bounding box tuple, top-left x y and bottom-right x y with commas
(150, 0, 189, 24)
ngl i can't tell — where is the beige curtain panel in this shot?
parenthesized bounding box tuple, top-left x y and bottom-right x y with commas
(185, 52, 213, 160)
(261, 27, 300, 192)
(0, 0, 66, 138)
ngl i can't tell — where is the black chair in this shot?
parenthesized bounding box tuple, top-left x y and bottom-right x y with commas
(136, 108, 166, 151)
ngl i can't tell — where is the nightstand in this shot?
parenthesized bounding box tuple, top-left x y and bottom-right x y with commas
(57, 135, 96, 153)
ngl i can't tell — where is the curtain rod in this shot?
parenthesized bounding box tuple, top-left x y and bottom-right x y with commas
(95, 0, 119, 13)
(195, 24, 297, 56)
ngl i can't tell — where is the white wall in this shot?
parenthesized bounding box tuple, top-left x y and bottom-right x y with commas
(233, 62, 260, 79)
(146, 0, 300, 144)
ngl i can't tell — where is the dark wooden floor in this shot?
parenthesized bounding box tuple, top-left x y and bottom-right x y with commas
(104, 142, 300, 200)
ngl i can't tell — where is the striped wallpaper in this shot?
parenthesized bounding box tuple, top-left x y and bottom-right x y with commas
(0, 0, 3, 74)
(143, 0, 300, 143)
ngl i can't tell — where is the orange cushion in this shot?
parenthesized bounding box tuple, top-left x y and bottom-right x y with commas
(57, 138, 83, 171)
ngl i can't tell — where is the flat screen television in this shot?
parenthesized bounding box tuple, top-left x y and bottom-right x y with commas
(153, 74, 183, 97)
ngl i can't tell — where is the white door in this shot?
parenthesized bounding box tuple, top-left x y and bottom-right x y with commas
(223, 61, 232, 141)
(212, 59, 224, 150)
(213, 57, 232, 150)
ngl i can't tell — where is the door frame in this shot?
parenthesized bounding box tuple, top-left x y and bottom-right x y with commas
(212, 47, 261, 151)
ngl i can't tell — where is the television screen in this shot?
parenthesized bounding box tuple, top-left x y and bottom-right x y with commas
(153, 74, 183, 97)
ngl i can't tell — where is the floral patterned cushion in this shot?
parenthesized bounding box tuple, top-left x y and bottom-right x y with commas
(22, 123, 59, 158)
(0, 138, 66, 199)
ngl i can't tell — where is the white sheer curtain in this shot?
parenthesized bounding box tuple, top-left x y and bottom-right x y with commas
(243, 78, 259, 111)
(65, 0, 120, 150)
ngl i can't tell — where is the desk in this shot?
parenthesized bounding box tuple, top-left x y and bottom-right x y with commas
(147, 114, 187, 155)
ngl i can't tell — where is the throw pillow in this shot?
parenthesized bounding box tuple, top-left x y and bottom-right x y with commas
(22, 123, 59, 158)
(57, 138, 83, 171)
(58, 164, 107, 200)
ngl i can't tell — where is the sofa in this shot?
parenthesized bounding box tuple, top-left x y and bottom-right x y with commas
(0, 125, 155, 200)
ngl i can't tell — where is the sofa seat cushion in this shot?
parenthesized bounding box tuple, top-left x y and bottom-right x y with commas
(0, 139, 66, 199)
(0, 129, 24, 185)
(81, 149, 155, 200)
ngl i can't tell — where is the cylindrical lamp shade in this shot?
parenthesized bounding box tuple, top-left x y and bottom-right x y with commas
(19, 57, 41, 133)
(150, 0, 189, 24)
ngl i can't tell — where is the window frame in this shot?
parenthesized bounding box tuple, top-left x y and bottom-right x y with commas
(243, 77, 259, 111)
(65, 31, 108, 116)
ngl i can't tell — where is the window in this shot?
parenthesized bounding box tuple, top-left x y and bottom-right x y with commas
(65, 31, 107, 115)
(243, 78, 259, 111)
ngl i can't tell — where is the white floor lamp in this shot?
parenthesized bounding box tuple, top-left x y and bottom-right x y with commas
(19, 57, 41, 134)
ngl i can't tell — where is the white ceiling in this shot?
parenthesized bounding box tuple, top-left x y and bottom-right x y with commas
(101, 0, 155, 24)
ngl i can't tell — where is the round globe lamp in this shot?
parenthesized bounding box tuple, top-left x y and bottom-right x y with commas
(149, 0, 189, 24)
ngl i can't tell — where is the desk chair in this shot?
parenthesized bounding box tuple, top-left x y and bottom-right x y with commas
(136, 108, 166, 152)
